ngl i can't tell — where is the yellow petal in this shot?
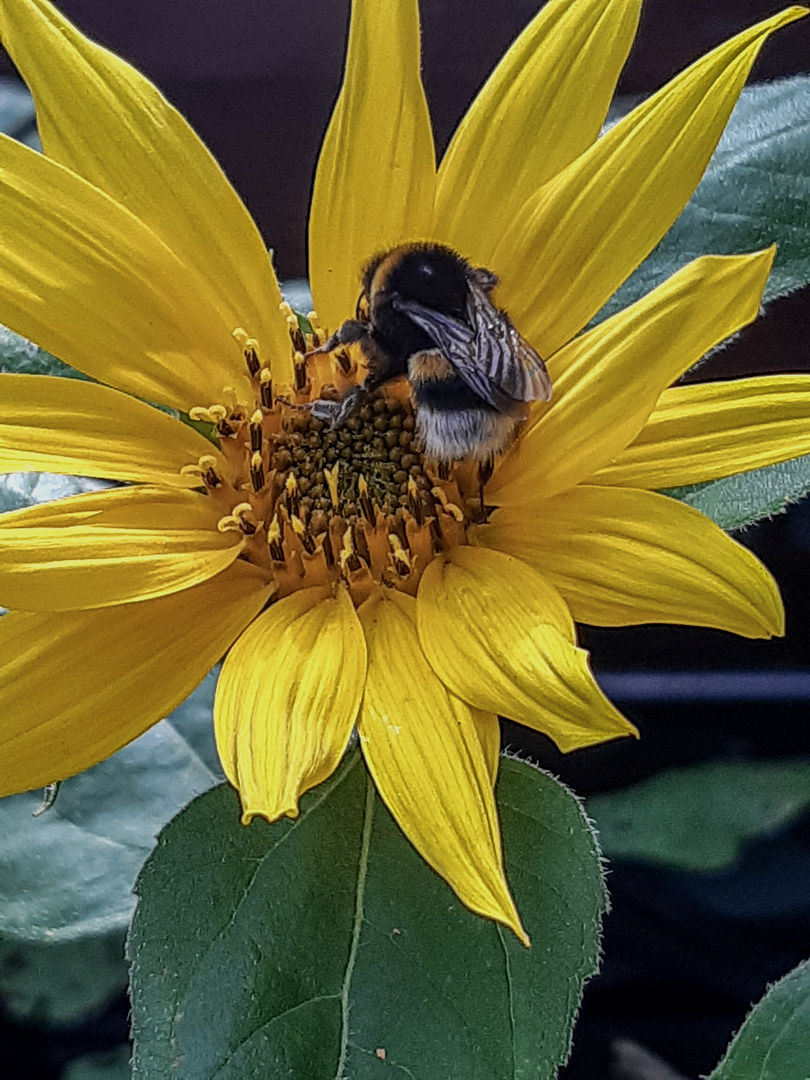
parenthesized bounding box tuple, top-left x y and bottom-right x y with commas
(472, 709, 501, 785)
(0, 375, 226, 486)
(0, 485, 243, 611)
(0, 563, 270, 796)
(475, 485, 784, 638)
(593, 375, 810, 488)
(0, 137, 257, 410)
(488, 250, 774, 504)
(495, 7, 806, 354)
(357, 590, 525, 942)
(214, 586, 366, 823)
(417, 546, 635, 752)
(308, 0, 435, 331)
(435, 0, 640, 266)
(0, 0, 290, 379)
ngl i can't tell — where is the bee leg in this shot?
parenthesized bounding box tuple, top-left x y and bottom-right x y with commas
(305, 319, 368, 356)
(309, 384, 367, 428)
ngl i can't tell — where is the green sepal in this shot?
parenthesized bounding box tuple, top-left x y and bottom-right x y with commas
(663, 452, 810, 530)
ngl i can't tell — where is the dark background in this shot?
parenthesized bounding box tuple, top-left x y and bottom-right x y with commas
(1, 2, 809, 1077)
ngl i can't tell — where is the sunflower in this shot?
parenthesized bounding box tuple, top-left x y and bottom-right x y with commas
(0, 0, 807, 942)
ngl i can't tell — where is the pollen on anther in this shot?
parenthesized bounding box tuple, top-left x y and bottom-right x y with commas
(432, 486, 464, 522)
(259, 368, 273, 408)
(324, 464, 340, 510)
(388, 534, 411, 574)
(250, 451, 265, 492)
(268, 514, 285, 562)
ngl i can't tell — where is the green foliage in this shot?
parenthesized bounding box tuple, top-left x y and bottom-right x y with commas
(664, 454, 810, 531)
(0, 674, 219, 1023)
(709, 960, 810, 1079)
(129, 753, 606, 1080)
(601, 76, 810, 321)
(590, 759, 810, 871)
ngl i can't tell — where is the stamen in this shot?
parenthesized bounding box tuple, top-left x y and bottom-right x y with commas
(268, 514, 285, 562)
(208, 405, 228, 423)
(280, 301, 307, 353)
(249, 410, 263, 452)
(250, 450, 265, 492)
(181, 454, 223, 489)
(325, 464, 340, 510)
(285, 473, 300, 519)
(334, 348, 352, 375)
(358, 475, 375, 522)
(291, 514, 316, 555)
(232, 502, 258, 536)
(340, 526, 362, 573)
(388, 534, 412, 576)
(307, 310, 323, 346)
(432, 486, 464, 522)
(407, 475, 423, 525)
(294, 351, 308, 392)
(243, 339, 260, 377)
(217, 514, 242, 533)
(260, 368, 273, 408)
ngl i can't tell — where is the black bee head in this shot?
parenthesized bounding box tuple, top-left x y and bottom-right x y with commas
(382, 243, 470, 319)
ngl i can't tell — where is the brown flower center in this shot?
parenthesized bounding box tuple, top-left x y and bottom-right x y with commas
(185, 310, 482, 606)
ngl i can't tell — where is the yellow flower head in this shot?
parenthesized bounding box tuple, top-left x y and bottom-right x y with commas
(0, 0, 807, 942)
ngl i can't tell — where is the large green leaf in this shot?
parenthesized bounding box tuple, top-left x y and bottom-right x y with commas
(129, 752, 606, 1079)
(664, 454, 810, 531)
(601, 76, 810, 322)
(709, 960, 810, 1079)
(589, 759, 810, 871)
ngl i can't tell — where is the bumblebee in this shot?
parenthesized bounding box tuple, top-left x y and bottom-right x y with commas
(308, 242, 552, 463)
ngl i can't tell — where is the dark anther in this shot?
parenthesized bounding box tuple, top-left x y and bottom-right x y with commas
(244, 345, 260, 377)
(335, 348, 352, 374)
(260, 375, 273, 409)
(294, 356, 308, 392)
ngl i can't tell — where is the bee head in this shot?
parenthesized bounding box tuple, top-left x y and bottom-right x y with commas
(368, 243, 470, 320)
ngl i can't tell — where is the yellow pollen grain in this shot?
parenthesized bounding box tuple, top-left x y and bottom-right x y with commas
(278, 301, 295, 320)
(251, 409, 263, 426)
(260, 368, 272, 385)
(358, 475, 369, 497)
(342, 525, 354, 553)
(268, 514, 281, 543)
(285, 473, 298, 495)
(232, 326, 249, 347)
(291, 515, 306, 538)
(251, 451, 263, 470)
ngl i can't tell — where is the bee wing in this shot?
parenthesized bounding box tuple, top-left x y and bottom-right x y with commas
(467, 280, 552, 403)
(393, 289, 551, 414)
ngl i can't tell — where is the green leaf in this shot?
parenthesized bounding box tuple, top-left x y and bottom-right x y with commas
(709, 959, 810, 1079)
(601, 76, 810, 322)
(589, 759, 810, 871)
(129, 752, 606, 1079)
(64, 1047, 132, 1080)
(664, 453, 810, 531)
(0, 932, 128, 1026)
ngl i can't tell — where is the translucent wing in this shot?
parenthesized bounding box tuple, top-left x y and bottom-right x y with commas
(392, 282, 551, 415)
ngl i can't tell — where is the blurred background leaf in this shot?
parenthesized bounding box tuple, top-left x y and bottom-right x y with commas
(589, 759, 810, 871)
